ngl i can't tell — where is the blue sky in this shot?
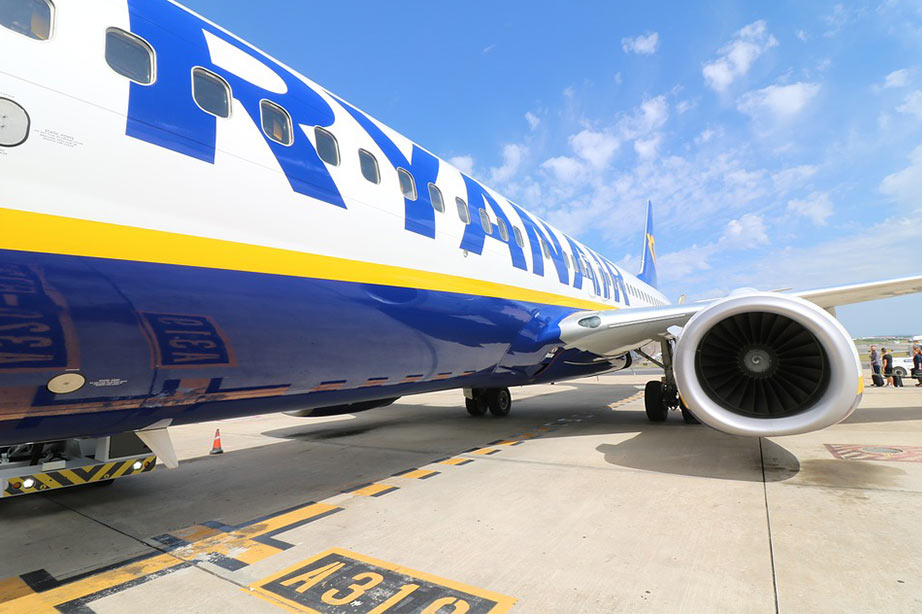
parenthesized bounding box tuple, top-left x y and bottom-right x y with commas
(180, 0, 922, 337)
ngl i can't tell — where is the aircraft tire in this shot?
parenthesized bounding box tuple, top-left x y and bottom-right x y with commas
(466, 397, 488, 416)
(487, 388, 512, 417)
(644, 381, 668, 422)
(681, 407, 700, 424)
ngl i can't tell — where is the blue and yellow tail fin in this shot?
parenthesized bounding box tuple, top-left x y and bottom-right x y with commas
(637, 201, 658, 289)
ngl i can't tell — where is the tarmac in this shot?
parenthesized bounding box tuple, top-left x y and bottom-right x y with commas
(1, 370, 921, 613)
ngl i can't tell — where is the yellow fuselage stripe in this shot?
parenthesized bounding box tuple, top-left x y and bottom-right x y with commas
(0, 208, 616, 311)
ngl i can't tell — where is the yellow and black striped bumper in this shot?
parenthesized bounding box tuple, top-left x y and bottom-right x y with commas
(2, 455, 156, 497)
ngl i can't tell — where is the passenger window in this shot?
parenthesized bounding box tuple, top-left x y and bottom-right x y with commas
(479, 209, 493, 235)
(192, 68, 231, 118)
(564, 253, 571, 269)
(428, 183, 444, 212)
(314, 127, 339, 166)
(105, 28, 154, 85)
(497, 218, 509, 242)
(359, 149, 379, 184)
(456, 198, 470, 224)
(513, 227, 524, 248)
(260, 100, 292, 145)
(541, 239, 551, 260)
(397, 168, 417, 200)
(0, 0, 53, 40)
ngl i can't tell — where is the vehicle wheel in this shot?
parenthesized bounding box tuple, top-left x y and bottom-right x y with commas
(465, 397, 487, 416)
(681, 407, 700, 424)
(895, 367, 907, 377)
(644, 381, 667, 422)
(486, 388, 512, 417)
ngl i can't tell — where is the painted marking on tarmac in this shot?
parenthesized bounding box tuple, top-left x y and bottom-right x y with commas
(158, 502, 344, 569)
(348, 483, 399, 497)
(247, 547, 516, 614)
(608, 392, 644, 410)
(437, 457, 474, 466)
(0, 577, 32, 603)
(0, 406, 589, 611)
(470, 448, 501, 456)
(826, 444, 922, 463)
(0, 552, 189, 614)
(392, 468, 439, 480)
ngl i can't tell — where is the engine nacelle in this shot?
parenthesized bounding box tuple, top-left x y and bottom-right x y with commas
(674, 292, 862, 436)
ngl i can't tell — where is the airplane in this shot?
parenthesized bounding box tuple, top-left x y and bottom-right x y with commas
(1, 0, 921, 494)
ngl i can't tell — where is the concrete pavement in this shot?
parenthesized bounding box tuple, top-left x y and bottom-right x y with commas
(1, 372, 921, 613)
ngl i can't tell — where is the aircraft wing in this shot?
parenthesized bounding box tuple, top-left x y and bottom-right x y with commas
(558, 274, 922, 355)
(791, 275, 922, 309)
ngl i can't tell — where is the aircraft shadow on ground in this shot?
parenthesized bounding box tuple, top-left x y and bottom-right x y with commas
(265, 381, 800, 484)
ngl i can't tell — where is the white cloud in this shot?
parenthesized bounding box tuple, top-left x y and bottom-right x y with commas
(772, 165, 818, 193)
(737, 82, 820, 121)
(614, 72, 623, 85)
(569, 129, 620, 168)
(540, 156, 584, 184)
(880, 144, 922, 208)
(676, 100, 695, 114)
(489, 144, 527, 184)
(695, 128, 715, 145)
(656, 214, 768, 278)
(621, 32, 660, 55)
(882, 69, 911, 89)
(702, 20, 779, 92)
(482, 44, 496, 55)
(787, 191, 834, 225)
(897, 91, 922, 118)
(618, 96, 669, 138)
(796, 29, 808, 41)
(449, 155, 474, 176)
(525, 112, 541, 131)
(722, 213, 769, 246)
(634, 135, 662, 160)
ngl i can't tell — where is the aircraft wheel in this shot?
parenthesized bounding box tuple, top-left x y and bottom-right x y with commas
(644, 381, 668, 422)
(465, 397, 488, 416)
(487, 388, 512, 417)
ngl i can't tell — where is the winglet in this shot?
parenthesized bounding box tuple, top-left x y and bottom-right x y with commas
(637, 201, 658, 289)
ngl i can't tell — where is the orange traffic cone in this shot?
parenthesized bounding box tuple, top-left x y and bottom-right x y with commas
(209, 428, 223, 455)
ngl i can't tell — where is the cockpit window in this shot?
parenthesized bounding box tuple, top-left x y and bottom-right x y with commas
(0, 0, 53, 41)
(192, 68, 231, 118)
(105, 28, 155, 85)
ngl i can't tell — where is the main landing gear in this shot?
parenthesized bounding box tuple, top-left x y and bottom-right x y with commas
(642, 340, 700, 425)
(464, 388, 512, 417)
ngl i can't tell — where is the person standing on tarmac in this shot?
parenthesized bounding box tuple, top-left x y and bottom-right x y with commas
(870, 345, 882, 385)
(913, 346, 922, 387)
(882, 348, 894, 387)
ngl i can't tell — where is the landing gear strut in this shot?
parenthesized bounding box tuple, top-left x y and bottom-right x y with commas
(464, 388, 512, 417)
(642, 339, 699, 424)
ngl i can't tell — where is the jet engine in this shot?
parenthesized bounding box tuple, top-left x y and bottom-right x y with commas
(673, 292, 863, 436)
